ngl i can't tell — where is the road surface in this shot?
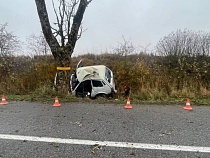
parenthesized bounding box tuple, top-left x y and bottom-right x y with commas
(0, 101, 210, 157)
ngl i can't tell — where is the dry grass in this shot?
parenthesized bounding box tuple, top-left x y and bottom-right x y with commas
(1, 53, 210, 105)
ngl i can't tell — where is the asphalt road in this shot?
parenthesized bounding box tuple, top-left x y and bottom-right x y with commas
(0, 101, 210, 158)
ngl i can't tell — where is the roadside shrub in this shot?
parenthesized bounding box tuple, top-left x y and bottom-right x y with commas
(2, 53, 210, 101)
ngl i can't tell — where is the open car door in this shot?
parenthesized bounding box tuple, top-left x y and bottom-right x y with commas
(76, 59, 83, 69)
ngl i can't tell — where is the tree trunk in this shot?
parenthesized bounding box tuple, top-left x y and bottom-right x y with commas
(53, 49, 72, 94)
(35, 0, 91, 93)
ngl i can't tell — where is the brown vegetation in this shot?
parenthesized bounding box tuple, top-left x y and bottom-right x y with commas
(1, 52, 210, 103)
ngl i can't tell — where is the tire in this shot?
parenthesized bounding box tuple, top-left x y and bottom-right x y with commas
(95, 93, 108, 99)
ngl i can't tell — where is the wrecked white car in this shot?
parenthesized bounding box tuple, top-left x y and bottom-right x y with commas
(70, 60, 117, 98)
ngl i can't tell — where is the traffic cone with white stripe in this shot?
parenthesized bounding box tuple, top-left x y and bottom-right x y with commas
(184, 98, 192, 111)
(124, 97, 132, 109)
(53, 96, 61, 107)
(0, 95, 8, 105)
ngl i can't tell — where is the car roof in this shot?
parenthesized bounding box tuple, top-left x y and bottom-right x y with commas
(76, 65, 107, 82)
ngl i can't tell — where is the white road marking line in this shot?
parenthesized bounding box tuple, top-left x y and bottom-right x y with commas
(0, 134, 209, 153)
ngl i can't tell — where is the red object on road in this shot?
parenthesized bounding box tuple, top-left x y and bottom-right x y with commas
(53, 96, 61, 107)
(124, 97, 132, 109)
(0, 95, 8, 105)
(183, 98, 192, 111)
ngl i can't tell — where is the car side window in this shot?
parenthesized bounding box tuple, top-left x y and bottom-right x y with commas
(92, 80, 103, 87)
(105, 68, 111, 83)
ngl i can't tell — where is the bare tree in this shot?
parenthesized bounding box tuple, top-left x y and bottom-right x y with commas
(35, 0, 92, 92)
(115, 36, 136, 56)
(27, 33, 51, 56)
(156, 29, 210, 57)
(0, 23, 20, 57)
(0, 23, 20, 78)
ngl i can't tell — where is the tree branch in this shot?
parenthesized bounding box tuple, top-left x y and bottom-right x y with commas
(67, 0, 91, 55)
(35, 0, 60, 58)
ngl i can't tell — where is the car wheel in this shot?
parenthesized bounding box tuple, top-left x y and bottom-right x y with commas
(96, 93, 108, 99)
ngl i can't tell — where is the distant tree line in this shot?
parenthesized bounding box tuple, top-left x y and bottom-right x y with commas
(156, 29, 210, 57)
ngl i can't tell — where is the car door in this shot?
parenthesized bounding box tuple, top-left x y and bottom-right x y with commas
(91, 80, 111, 97)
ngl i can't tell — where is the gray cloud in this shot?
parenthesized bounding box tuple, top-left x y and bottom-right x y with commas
(1, 0, 210, 55)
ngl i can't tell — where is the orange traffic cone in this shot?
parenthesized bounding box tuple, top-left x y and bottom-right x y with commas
(53, 96, 61, 107)
(0, 95, 8, 105)
(124, 97, 132, 109)
(184, 98, 192, 111)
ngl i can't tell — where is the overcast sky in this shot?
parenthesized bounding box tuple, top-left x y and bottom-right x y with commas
(1, 0, 210, 56)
